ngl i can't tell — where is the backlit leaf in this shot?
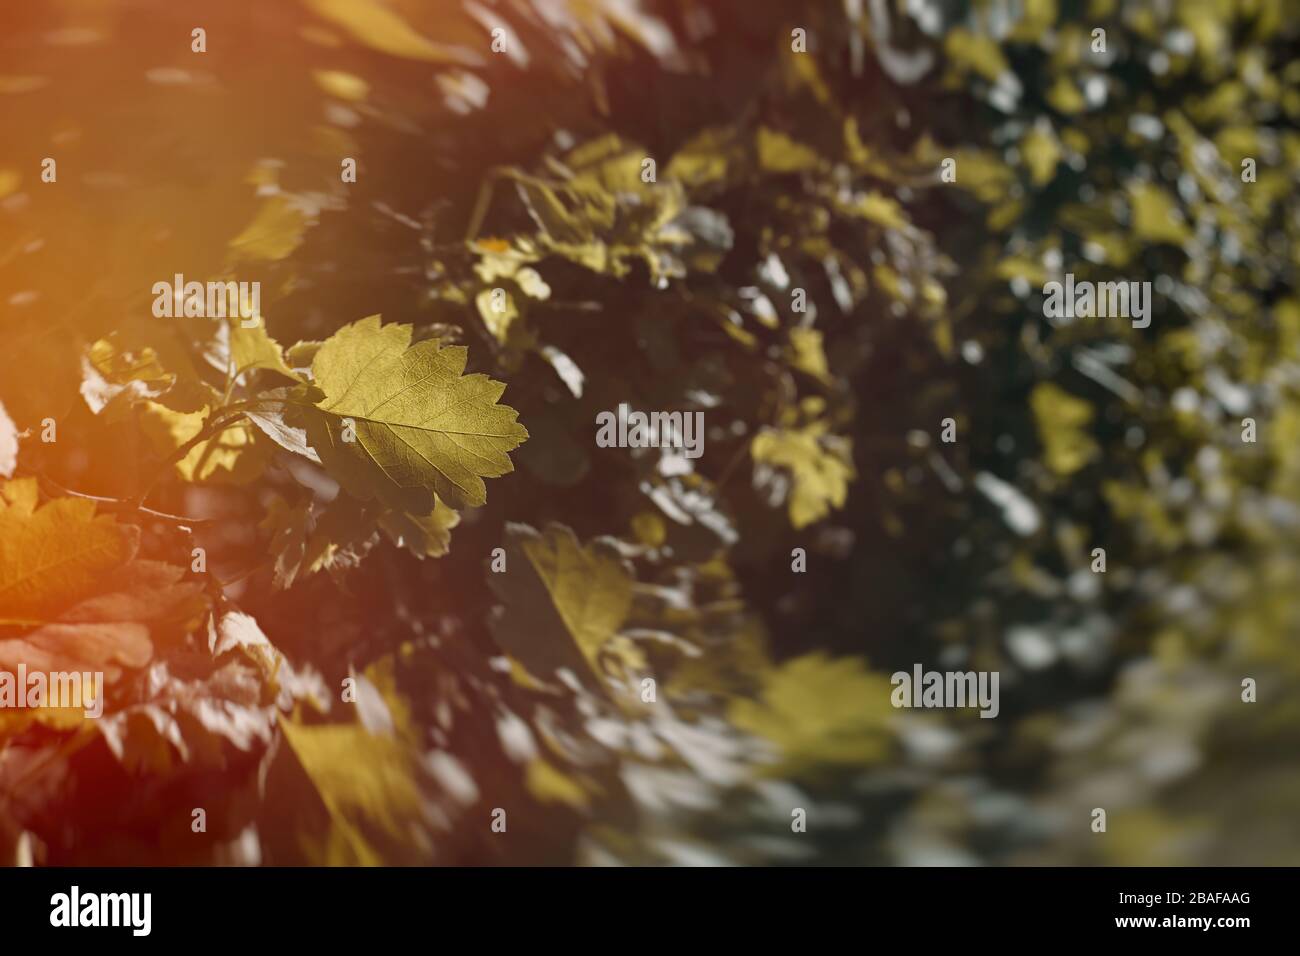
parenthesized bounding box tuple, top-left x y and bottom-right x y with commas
(751, 423, 855, 529)
(729, 653, 894, 778)
(488, 522, 634, 689)
(299, 315, 528, 513)
(0, 483, 204, 678)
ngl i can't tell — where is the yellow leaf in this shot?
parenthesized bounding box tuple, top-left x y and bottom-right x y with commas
(1007, 0, 1059, 41)
(1022, 124, 1062, 186)
(996, 255, 1049, 285)
(945, 29, 1010, 83)
(488, 523, 634, 688)
(229, 195, 310, 262)
(852, 192, 910, 229)
(525, 759, 590, 810)
(312, 69, 369, 102)
(280, 658, 425, 866)
(0, 486, 136, 628)
(1030, 383, 1099, 475)
(756, 127, 821, 174)
(305, 0, 481, 65)
(378, 497, 460, 559)
(230, 319, 300, 381)
(0, 477, 38, 512)
(751, 423, 855, 528)
(0, 168, 19, 200)
(730, 654, 893, 777)
(0, 485, 204, 677)
(303, 315, 528, 512)
(140, 403, 269, 484)
(667, 126, 743, 190)
(1129, 183, 1192, 246)
(787, 328, 833, 384)
(475, 287, 525, 347)
(1046, 75, 1086, 115)
(630, 512, 666, 548)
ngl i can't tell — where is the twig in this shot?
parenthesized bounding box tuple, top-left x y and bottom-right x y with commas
(713, 439, 752, 494)
(21, 470, 217, 526)
(126, 401, 264, 511)
(464, 167, 562, 241)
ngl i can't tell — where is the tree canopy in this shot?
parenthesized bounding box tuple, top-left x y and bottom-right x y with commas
(1, 0, 1298, 866)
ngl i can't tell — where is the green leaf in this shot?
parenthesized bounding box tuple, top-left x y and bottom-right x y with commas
(299, 315, 528, 513)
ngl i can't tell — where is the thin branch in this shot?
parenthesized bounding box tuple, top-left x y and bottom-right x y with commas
(21, 470, 216, 525)
(465, 167, 505, 242)
(464, 167, 559, 241)
(126, 400, 267, 511)
(712, 438, 752, 494)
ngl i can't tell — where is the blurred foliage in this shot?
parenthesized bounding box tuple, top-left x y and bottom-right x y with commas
(1, 0, 1298, 865)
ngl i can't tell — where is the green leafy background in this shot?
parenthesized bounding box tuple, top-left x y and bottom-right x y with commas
(1, 0, 1298, 865)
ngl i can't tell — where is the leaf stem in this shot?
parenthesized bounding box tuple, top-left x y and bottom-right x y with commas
(127, 400, 266, 512)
